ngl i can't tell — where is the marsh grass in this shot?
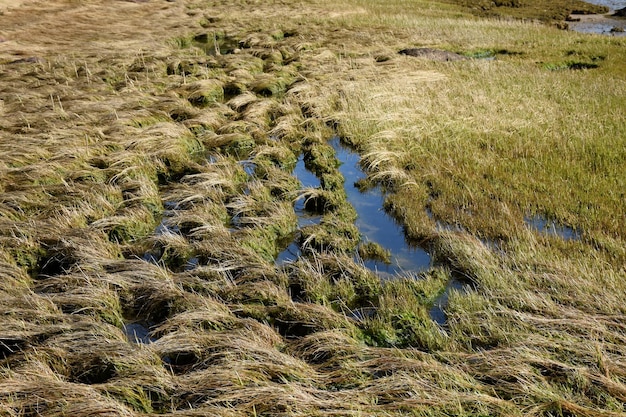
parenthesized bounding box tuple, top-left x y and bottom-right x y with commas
(1, 0, 625, 416)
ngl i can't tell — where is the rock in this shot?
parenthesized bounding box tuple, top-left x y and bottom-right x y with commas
(398, 48, 467, 62)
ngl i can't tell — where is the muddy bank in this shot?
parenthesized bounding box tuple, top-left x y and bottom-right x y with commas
(567, 0, 626, 35)
(567, 12, 626, 35)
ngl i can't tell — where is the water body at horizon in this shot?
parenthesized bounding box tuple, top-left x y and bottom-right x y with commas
(568, 0, 626, 36)
(581, 0, 624, 10)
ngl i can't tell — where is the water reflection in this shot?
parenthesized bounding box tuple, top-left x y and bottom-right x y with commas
(330, 137, 431, 277)
(525, 215, 580, 241)
(293, 155, 323, 227)
(428, 278, 468, 326)
(275, 237, 302, 264)
(275, 155, 322, 264)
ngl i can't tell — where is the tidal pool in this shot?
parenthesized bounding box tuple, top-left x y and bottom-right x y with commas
(330, 137, 431, 278)
(275, 155, 322, 264)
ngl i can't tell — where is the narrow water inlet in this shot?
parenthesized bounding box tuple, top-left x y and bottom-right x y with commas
(275, 239, 302, 265)
(331, 137, 470, 325)
(292, 154, 323, 226)
(141, 201, 180, 264)
(293, 154, 320, 189)
(277, 138, 464, 324)
(330, 137, 431, 277)
(428, 277, 468, 326)
(275, 155, 322, 264)
(238, 160, 257, 177)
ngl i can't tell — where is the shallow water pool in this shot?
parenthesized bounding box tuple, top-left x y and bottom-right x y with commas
(330, 137, 432, 277)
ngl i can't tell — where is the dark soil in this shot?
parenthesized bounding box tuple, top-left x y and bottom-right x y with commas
(443, 0, 608, 22)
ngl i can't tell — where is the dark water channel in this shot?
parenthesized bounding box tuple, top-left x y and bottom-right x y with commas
(123, 322, 155, 344)
(330, 137, 432, 278)
(193, 34, 240, 55)
(275, 155, 322, 264)
(292, 155, 323, 228)
(428, 279, 466, 326)
(277, 140, 432, 274)
(141, 201, 180, 264)
(331, 138, 467, 324)
(275, 138, 466, 324)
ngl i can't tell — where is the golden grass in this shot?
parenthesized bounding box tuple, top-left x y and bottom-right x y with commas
(1, 0, 625, 416)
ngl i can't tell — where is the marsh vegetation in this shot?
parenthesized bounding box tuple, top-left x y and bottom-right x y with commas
(0, 0, 624, 416)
